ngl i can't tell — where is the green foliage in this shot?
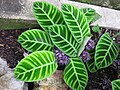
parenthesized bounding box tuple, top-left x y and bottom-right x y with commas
(33, 2, 64, 32)
(112, 79, 120, 90)
(95, 33, 119, 69)
(62, 4, 91, 43)
(80, 8, 102, 23)
(64, 58, 88, 90)
(14, 1, 120, 90)
(91, 13, 102, 23)
(18, 29, 53, 52)
(49, 25, 80, 57)
(14, 51, 57, 82)
(86, 49, 98, 73)
(92, 24, 100, 33)
(80, 8, 96, 23)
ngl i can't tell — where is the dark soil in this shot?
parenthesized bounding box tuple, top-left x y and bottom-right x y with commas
(86, 61, 120, 90)
(0, 29, 26, 68)
(0, 29, 34, 90)
(0, 29, 120, 90)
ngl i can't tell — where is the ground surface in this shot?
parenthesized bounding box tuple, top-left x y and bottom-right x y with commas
(0, 29, 120, 90)
(0, 29, 26, 68)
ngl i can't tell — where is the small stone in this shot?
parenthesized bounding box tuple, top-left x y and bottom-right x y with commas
(0, 57, 8, 76)
(23, 52, 29, 57)
(34, 70, 68, 90)
(0, 70, 25, 90)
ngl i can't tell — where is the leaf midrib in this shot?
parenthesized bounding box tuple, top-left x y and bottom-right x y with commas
(19, 40, 53, 47)
(52, 29, 77, 53)
(34, 4, 55, 28)
(96, 39, 113, 68)
(64, 6, 83, 42)
(17, 61, 55, 76)
(70, 58, 82, 89)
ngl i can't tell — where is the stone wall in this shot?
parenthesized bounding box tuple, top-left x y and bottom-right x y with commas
(73, 0, 120, 10)
(0, 0, 120, 30)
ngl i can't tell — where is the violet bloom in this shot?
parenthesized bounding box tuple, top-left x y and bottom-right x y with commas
(80, 51, 91, 62)
(86, 39, 95, 50)
(54, 49, 69, 65)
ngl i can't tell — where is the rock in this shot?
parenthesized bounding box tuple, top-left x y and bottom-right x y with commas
(0, 57, 8, 76)
(74, 0, 120, 10)
(34, 70, 68, 90)
(0, 69, 25, 90)
(23, 83, 28, 90)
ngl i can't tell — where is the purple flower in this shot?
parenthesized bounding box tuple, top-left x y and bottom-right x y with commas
(80, 51, 91, 62)
(86, 39, 95, 50)
(54, 49, 69, 65)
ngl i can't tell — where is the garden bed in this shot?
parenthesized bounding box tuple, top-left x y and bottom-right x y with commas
(0, 28, 120, 90)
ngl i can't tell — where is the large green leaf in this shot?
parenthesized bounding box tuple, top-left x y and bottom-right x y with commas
(14, 51, 57, 82)
(64, 58, 88, 90)
(86, 49, 98, 73)
(33, 2, 64, 31)
(62, 4, 91, 43)
(112, 79, 120, 90)
(49, 25, 80, 57)
(18, 29, 53, 52)
(80, 8, 96, 23)
(95, 33, 119, 69)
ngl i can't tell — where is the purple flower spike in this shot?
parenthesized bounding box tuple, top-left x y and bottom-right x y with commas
(80, 51, 91, 62)
(86, 39, 95, 50)
(54, 49, 69, 66)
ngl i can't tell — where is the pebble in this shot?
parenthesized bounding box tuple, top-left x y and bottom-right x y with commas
(0, 70, 25, 90)
(0, 57, 27, 90)
(0, 57, 8, 76)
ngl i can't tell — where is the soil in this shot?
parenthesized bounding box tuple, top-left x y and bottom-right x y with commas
(0, 29, 120, 90)
(0, 29, 26, 68)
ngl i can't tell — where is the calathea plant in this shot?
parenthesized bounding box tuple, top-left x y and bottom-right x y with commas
(14, 1, 119, 90)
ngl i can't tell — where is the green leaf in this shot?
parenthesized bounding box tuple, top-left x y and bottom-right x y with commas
(91, 13, 102, 23)
(64, 58, 88, 90)
(49, 25, 80, 57)
(33, 2, 64, 32)
(18, 29, 53, 52)
(92, 24, 100, 33)
(62, 4, 91, 43)
(14, 51, 57, 82)
(80, 8, 96, 23)
(86, 49, 98, 73)
(80, 8, 102, 23)
(112, 79, 120, 90)
(95, 33, 119, 69)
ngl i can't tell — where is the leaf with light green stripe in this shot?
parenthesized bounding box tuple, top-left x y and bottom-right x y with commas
(14, 51, 58, 82)
(64, 58, 88, 90)
(33, 2, 64, 32)
(18, 29, 53, 52)
(112, 79, 120, 90)
(86, 49, 98, 73)
(49, 25, 80, 57)
(80, 8, 102, 23)
(62, 4, 91, 43)
(80, 8, 96, 23)
(95, 33, 119, 69)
